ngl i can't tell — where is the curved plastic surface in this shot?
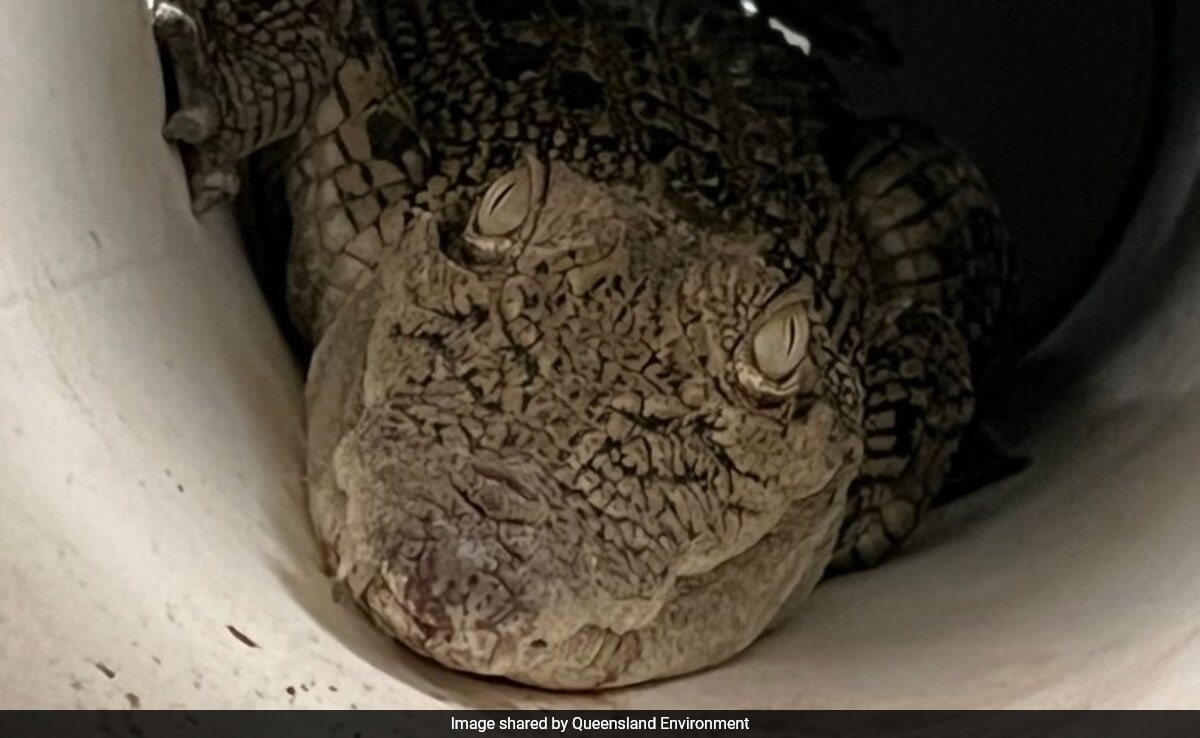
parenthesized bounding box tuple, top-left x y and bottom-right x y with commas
(1, 1, 1197, 709)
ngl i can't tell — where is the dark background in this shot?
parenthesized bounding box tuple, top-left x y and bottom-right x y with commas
(798, 0, 1161, 353)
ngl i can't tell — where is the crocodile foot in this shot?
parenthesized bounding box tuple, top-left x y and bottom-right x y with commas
(152, 0, 337, 212)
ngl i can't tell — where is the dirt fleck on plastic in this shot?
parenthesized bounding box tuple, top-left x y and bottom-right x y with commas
(226, 625, 259, 648)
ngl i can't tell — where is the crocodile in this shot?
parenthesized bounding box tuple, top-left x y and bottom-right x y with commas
(152, 0, 1012, 689)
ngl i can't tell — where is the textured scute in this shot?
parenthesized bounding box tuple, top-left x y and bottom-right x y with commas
(159, 0, 1010, 690)
(306, 167, 864, 687)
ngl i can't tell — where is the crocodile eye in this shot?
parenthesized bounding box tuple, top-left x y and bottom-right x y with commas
(752, 303, 809, 380)
(736, 300, 814, 402)
(461, 152, 547, 266)
(476, 165, 534, 237)
(477, 154, 544, 235)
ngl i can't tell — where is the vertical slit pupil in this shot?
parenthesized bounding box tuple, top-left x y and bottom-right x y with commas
(488, 178, 518, 214)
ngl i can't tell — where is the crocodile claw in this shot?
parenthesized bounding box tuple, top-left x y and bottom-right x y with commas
(164, 105, 217, 144)
(152, 1, 201, 46)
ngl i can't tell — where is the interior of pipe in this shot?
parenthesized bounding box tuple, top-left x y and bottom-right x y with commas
(1, 0, 1197, 708)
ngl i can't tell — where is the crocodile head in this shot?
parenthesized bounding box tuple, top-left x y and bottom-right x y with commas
(306, 151, 865, 689)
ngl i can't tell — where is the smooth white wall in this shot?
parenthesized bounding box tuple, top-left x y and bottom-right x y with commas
(1, 0, 1197, 708)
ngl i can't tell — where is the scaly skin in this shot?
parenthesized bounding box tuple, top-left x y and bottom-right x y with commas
(153, 0, 1011, 689)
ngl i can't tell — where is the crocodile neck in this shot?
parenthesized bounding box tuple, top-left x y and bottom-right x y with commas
(371, 1, 851, 251)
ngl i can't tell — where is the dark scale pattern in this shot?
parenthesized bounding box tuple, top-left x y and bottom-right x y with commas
(364, 0, 873, 417)
(153, 0, 1013, 689)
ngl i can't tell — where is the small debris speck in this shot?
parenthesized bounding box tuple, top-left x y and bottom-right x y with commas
(286, 686, 296, 697)
(125, 692, 141, 709)
(94, 662, 116, 679)
(226, 625, 259, 648)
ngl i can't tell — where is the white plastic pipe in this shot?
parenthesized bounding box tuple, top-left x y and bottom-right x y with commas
(2, 1, 1198, 709)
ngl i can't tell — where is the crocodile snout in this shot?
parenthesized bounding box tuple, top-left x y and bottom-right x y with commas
(362, 455, 606, 676)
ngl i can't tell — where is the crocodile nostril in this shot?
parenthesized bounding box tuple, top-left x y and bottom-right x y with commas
(472, 461, 520, 487)
(471, 461, 539, 503)
(456, 460, 549, 525)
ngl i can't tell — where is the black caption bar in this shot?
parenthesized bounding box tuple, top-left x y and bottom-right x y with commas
(2, 711, 1200, 738)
